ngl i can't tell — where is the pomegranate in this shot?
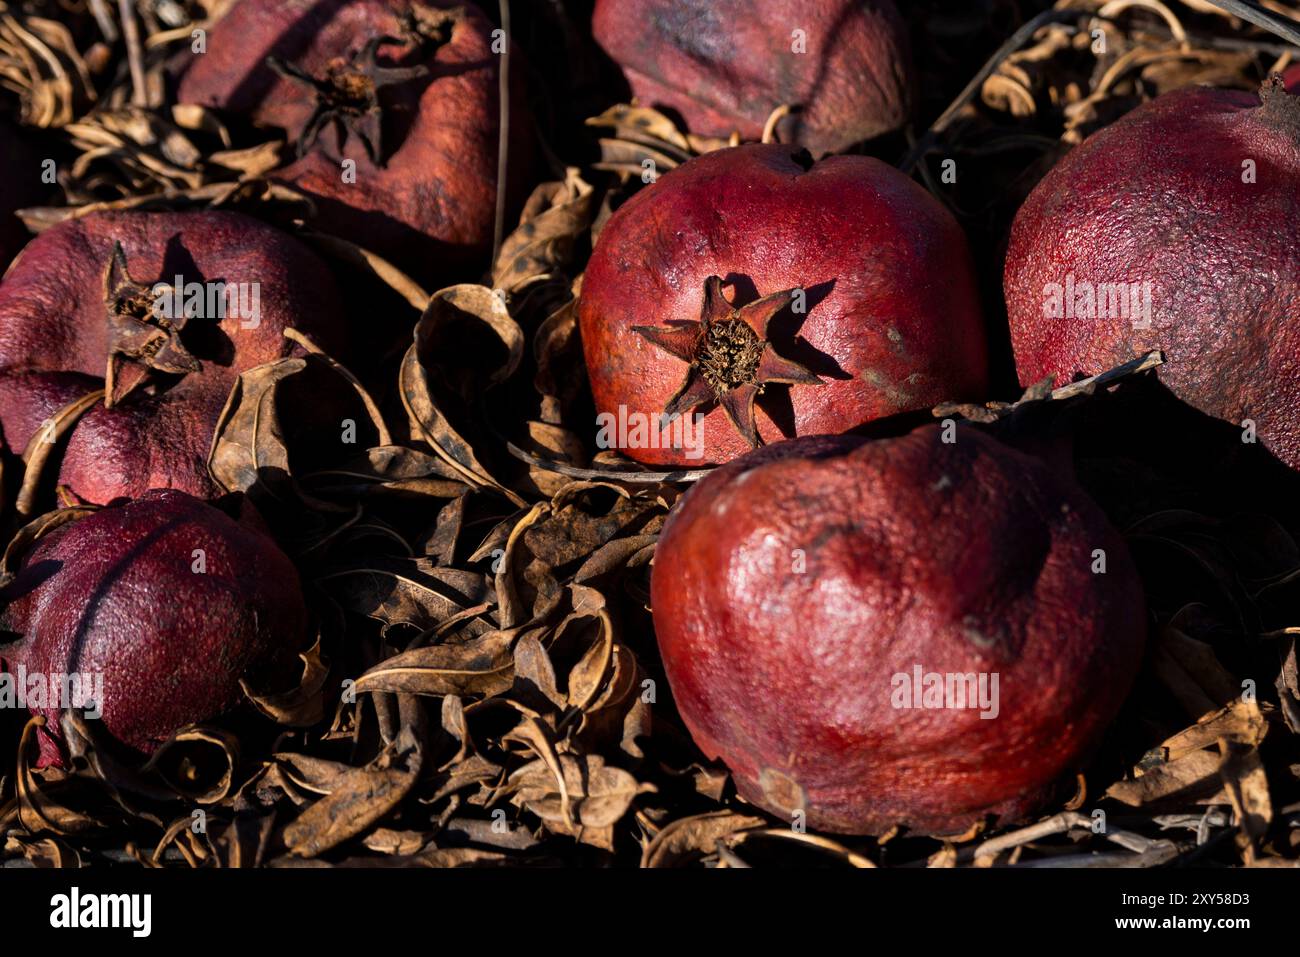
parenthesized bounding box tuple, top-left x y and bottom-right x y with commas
(1005, 78, 1300, 467)
(650, 425, 1147, 835)
(578, 143, 987, 467)
(0, 489, 307, 768)
(592, 0, 912, 155)
(173, 0, 531, 282)
(0, 209, 346, 505)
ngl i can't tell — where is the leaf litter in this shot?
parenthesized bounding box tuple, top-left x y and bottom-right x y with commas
(0, 0, 1298, 869)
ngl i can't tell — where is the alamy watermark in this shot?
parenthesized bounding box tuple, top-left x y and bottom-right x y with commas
(0, 666, 103, 718)
(1042, 274, 1153, 329)
(891, 664, 1000, 719)
(595, 406, 706, 460)
(152, 277, 261, 328)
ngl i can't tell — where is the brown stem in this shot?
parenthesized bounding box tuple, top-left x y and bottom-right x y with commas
(117, 0, 147, 108)
(493, 0, 512, 270)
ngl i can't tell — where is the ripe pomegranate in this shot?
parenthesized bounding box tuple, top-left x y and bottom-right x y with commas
(1005, 78, 1300, 467)
(173, 0, 531, 282)
(578, 144, 987, 467)
(0, 489, 307, 768)
(0, 209, 346, 505)
(651, 425, 1147, 835)
(591, 0, 912, 155)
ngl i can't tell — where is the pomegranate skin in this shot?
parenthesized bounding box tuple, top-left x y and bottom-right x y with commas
(0, 210, 346, 504)
(592, 0, 912, 155)
(173, 0, 531, 282)
(1005, 83, 1300, 467)
(578, 144, 988, 467)
(650, 426, 1146, 835)
(0, 489, 307, 768)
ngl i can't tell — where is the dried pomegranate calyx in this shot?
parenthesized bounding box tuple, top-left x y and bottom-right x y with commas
(267, 35, 431, 167)
(632, 275, 822, 449)
(102, 242, 200, 408)
(1258, 73, 1300, 140)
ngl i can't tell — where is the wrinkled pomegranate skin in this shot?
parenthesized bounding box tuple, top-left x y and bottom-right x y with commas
(0, 489, 307, 768)
(651, 426, 1146, 835)
(578, 144, 988, 466)
(0, 210, 345, 504)
(174, 0, 531, 282)
(592, 0, 912, 155)
(1005, 85, 1300, 466)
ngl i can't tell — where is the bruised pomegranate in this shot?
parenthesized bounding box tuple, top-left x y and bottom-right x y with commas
(0, 209, 345, 505)
(1005, 78, 1300, 467)
(651, 425, 1146, 835)
(0, 489, 307, 768)
(592, 0, 912, 155)
(578, 144, 987, 467)
(173, 0, 531, 282)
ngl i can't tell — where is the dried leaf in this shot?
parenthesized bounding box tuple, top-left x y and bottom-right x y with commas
(282, 729, 422, 858)
(399, 284, 526, 504)
(356, 630, 516, 698)
(641, 811, 766, 868)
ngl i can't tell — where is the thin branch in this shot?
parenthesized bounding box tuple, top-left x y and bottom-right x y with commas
(492, 0, 512, 270)
(505, 440, 713, 484)
(1199, 0, 1300, 47)
(87, 0, 119, 43)
(118, 0, 147, 108)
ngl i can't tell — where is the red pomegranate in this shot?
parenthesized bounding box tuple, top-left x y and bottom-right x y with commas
(651, 425, 1147, 835)
(0, 209, 346, 505)
(1005, 78, 1300, 467)
(0, 489, 307, 768)
(578, 143, 987, 467)
(173, 0, 531, 282)
(592, 0, 912, 155)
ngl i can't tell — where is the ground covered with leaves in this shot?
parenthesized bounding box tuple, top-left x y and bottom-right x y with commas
(1, 0, 1299, 868)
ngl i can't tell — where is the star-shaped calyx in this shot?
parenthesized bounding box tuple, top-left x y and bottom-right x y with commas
(632, 276, 822, 449)
(102, 242, 201, 408)
(267, 35, 430, 167)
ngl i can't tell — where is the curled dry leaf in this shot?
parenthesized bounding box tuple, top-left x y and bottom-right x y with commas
(282, 728, 423, 858)
(400, 284, 526, 505)
(1108, 698, 1270, 810)
(1277, 638, 1300, 733)
(0, 504, 97, 583)
(640, 810, 767, 868)
(142, 727, 242, 806)
(241, 633, 330, 728)
(302, 446, 468, 504)
(18, 177, 319, 237)
(585, 103, 732, 180)
(3, 833, 83, 867)
(319, 556, 490, 637)
(15, 388, 104, 518)
(207, 356, 308, 504)
(721, 828, 876, 868)
(508, 753, 650, 849)
(15, 719, 104, 836)
(512, 631, 565, 711)
(60, 105, 281, 203)
(492, 168, 595, 298)
(208, 349, 382, 511)
(0, 6, 96, 127)
(355, 630, 517, 699)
